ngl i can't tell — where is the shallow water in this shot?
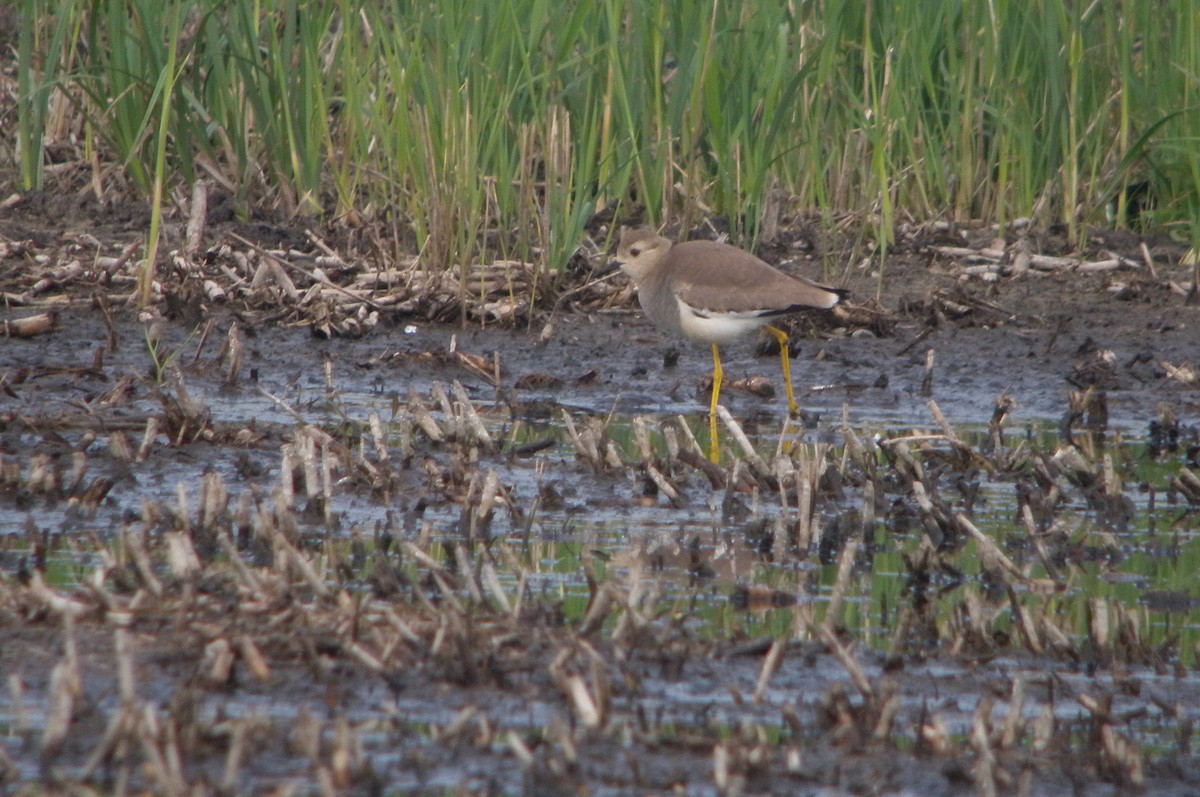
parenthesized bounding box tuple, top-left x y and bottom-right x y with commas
(4, 310, 1200, 794)
(6, 313, 1198, 659)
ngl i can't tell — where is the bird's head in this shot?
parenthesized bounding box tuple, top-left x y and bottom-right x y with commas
(612, 227, 672, 283)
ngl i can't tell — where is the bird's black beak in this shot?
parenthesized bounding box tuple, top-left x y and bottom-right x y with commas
(595, 259, 622, 279)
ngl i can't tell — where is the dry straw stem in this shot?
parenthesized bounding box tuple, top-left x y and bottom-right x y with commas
(815, 624, 873, 701)
(716, 405, 772, 479)
(823, 534, 861, 634)
(954, 514, 1028, 585)
(3, 311, 58, 338)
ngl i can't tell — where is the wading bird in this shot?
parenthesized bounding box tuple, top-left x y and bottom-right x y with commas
(613, 227, 845, 462)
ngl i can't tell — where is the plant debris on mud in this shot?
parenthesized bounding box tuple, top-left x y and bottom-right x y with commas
(3, 190, 1200, 796)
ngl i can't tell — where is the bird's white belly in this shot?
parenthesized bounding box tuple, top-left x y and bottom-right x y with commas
(674, 297, 765, 344)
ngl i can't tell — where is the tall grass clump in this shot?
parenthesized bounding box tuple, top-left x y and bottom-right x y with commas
(12, 0, 1200, 290)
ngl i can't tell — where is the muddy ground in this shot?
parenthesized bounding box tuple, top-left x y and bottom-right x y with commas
(2, 186, 1200, 796)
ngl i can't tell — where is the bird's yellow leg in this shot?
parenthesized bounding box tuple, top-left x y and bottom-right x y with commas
(709, 343, 722, 463)
(765, 325, 798, 416)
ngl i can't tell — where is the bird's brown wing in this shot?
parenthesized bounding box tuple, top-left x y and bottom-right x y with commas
(670, 241, 842, 314)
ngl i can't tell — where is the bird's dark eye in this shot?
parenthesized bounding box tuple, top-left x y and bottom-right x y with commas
(630, 247, 642, 257)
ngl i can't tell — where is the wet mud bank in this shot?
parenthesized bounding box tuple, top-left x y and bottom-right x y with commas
(3, 207, 1200, 794)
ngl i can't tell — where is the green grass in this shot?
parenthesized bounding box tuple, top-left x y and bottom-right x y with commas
(12, 0, 1200, 286)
